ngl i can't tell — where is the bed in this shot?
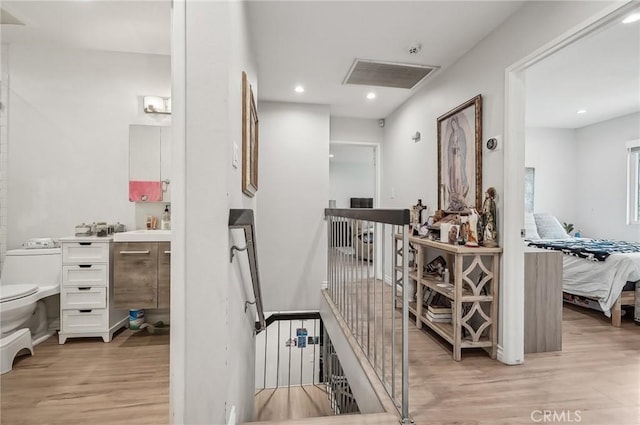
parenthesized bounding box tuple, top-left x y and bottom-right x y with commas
(525, 213, 640, 326)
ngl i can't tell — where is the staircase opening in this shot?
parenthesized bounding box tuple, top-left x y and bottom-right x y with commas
(254, 314, 360, 422)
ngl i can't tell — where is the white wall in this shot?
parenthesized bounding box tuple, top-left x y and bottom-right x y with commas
(330, 154, 375, 208)
(257, 101, 329, 312)
(382, 0, 615, 221)
(380, 0, 617, 362)
(255, 318, 321, 389)
(575, 112, 640, 241)
(6, 45, 170, 248)
(1, 44, 9, 269)
(330, 116, 383, 143)
(177, 1, 258, 423)
(525, 127, 578, 226)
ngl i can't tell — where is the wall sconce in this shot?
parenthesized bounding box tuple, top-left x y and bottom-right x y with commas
(144, 96, 171, 114)
(412, 131, 421, 143)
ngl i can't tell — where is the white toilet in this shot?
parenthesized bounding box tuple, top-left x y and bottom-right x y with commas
(0, 248, 61, 374)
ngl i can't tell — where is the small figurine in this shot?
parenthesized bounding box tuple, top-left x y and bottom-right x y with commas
(481, 187, 498, 247)
(410, 199, 427, 235)
(465, 209, 479, 247)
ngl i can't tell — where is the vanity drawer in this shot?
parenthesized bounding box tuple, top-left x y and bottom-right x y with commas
(62, 309, 108, 333)
(62, 265, 108, 287)
(61, 287, 107, 310)
(62, 242, 110, 264)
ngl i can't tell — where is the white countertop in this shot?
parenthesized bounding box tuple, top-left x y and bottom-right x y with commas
(112, 229, 171, 242)
(58, 235, 113, 242)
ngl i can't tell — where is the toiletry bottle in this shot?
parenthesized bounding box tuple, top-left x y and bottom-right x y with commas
(161, 206, 171, 230)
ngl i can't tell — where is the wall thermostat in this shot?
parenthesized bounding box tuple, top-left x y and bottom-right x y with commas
(487, 137, 498, 150)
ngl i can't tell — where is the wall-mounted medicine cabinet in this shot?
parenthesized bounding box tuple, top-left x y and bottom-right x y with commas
(129, 124, 171, 202)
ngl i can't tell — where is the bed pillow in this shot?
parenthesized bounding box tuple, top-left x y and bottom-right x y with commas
(534, 213, 570, 239)
(524, 212, 540, 240)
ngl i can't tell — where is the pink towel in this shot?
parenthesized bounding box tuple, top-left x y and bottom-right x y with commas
(129, 180, 163, 202)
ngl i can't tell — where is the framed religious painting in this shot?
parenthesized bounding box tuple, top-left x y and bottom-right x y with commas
(242, 71, 259, 197)
(437, 94, 482, 212)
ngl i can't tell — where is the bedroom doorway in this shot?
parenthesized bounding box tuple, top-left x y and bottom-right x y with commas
(502, 2, 638, 364)
(329, 142, 379, 209)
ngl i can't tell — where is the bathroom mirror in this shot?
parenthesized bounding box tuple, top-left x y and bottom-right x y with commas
(129, 124, 171, 202)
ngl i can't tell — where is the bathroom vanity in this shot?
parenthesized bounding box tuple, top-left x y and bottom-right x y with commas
(112, 230, 171, 309)
(58, 236, 128, 344)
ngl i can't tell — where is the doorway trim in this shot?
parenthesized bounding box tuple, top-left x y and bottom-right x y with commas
(501, 0, 636, 365)
(330, 140, 382, 208)
(170, 0, 186, 422)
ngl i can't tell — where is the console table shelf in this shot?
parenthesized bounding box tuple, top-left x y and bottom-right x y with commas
(395, 235, 501, 361)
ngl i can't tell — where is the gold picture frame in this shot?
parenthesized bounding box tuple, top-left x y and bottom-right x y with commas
(242, 71, 259, 197)
(437, 94, 482, 211)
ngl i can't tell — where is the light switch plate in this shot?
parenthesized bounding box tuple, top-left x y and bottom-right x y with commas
(232, 142, 239, 169)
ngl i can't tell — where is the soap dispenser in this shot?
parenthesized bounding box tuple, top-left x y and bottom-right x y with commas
(161, 206, 171, 230)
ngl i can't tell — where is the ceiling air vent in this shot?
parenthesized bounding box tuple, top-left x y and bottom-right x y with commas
(343, 59, 438, 90)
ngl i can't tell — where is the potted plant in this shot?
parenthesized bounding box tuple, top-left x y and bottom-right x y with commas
(562, 222, 574, 235)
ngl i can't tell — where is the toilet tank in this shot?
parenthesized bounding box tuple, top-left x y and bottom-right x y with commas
(1, 248, 61, 286)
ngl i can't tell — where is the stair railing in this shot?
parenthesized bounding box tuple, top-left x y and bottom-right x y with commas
(229, 209, 266, 332)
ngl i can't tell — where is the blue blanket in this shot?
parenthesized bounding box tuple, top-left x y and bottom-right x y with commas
(528, 238, 640, 262)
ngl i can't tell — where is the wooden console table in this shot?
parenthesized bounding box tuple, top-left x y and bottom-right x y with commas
(396, 235, 501, 361)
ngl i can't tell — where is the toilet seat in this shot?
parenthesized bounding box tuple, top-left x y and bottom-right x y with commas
(0, 284, 38, 303)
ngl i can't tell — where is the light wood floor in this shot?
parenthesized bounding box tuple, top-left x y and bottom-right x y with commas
(0, 329, 169, 425)
(2, 305, 638, 425)
(254, 385, 333, 422)
(405, 303, 640, 425)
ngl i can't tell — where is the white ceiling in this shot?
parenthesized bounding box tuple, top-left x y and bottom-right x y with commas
(1, 1, 171, 56)
(246, 1, 524, 119)
(3, 1, 636, 129)
(525, 12, 640, 129)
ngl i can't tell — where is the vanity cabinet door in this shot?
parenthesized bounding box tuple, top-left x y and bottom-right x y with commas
(157, 242, 171, 309)
(113, 242, 158, 309)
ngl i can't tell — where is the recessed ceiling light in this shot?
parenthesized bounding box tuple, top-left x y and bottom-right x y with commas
(366, 92, 376, 100)
(577, 109, 587, 114)
(295, 85, 304, 93)
(329, 154, 334, 158)
(622, 13, 640, 24)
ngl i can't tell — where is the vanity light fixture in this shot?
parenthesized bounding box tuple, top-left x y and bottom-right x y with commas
(143, 96, 171, 114)
(295, 85, 305, 93)
(577, 109, 587, 114)
(622, 13, 640, 24)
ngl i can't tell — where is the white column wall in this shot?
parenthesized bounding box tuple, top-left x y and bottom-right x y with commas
(0, 44, 9, 269)
(257, 101, 330, 312)
(175, 1, 258, 424)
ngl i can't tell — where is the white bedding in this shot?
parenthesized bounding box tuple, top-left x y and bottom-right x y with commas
(562, 252, 640, 316)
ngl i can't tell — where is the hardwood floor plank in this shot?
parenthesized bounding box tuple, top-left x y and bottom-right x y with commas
(0, 330, 169, 425)
(254, 385, 333, 422)
(2, 296, 638, 425)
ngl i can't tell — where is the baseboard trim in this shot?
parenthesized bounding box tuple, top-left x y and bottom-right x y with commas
(497, 344, 524, 365)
